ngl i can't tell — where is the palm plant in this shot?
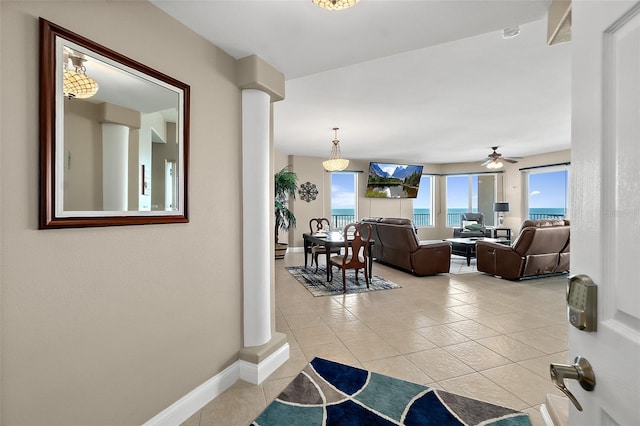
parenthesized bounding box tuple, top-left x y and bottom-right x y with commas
(274, 166, 298, 243)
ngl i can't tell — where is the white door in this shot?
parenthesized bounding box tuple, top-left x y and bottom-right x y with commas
(570, 1, 640, 424)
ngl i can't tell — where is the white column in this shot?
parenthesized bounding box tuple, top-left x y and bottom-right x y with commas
(242, 89, 271, 347)
(102, 123, 129, 211)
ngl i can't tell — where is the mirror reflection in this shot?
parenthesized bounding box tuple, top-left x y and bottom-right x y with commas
(40, 19, 189, 228)
(60, 44, 180, 213)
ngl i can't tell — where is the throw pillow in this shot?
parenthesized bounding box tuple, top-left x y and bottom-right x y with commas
(465, 223, 484, 231)
(461, 220, 477, 229)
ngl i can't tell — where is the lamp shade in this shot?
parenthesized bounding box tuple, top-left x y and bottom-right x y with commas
(312, 0, 360, 11)
(494, 202, 510, 212)
(322, 158, 349, 172)
(63, 69, 99, 99)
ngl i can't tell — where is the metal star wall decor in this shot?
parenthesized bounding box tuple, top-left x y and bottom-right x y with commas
(298, 182, 318, 202)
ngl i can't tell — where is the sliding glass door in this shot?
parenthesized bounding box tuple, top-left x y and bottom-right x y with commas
(446, 174, 496, 226)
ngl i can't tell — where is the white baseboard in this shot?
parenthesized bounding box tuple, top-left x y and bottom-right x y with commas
(240, 342, 290, 384)
(144, 343, 290, 426)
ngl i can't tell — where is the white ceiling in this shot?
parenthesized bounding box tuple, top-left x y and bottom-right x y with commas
(151, 0, 572, 165)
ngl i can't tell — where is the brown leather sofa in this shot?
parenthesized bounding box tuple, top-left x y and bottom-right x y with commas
(360, 217, 451, 276)
(476, 219, 570, 280)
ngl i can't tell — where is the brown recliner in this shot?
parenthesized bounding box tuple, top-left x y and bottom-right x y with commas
(361, 217, 451, 276)
(476, 219, 570, 280)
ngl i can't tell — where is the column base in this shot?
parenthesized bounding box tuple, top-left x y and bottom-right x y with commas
(239, 332, 289, 384)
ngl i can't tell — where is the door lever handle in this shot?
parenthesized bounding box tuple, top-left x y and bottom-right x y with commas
(550, 356, 596, 411)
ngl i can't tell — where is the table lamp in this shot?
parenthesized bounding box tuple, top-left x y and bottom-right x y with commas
(494, 202, 510, 227)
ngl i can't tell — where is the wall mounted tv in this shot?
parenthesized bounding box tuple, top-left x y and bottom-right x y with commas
(366, 162, 424, 198)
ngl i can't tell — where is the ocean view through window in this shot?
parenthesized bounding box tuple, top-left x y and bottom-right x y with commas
(330, 172, 357, 228)
(527, 168, 568, 219)
(446, 174, 496, 226)
(413, 175, 433, 226)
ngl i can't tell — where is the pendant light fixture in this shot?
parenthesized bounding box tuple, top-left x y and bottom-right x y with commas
(63, 51, 99, 100)
(322, 127, 349, 172)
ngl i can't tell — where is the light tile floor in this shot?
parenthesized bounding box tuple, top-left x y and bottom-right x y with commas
(184, 253, 568, 426)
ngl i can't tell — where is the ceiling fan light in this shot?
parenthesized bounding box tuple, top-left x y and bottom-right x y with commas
(483, 146, 516, 169)
(312, 0, 360, 11)
(487, 160, 503, 169)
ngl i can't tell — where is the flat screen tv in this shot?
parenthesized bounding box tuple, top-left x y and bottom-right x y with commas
(366, 162, 424, 198)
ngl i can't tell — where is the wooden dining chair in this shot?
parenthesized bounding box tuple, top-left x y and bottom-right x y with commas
(329, 222, 372, 293)
(308, 218, 341, 272)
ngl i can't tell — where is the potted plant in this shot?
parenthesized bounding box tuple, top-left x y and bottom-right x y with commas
(274, 166, 298, 259)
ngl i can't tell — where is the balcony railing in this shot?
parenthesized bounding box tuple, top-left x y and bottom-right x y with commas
(447, 212, 463, 227)
(529, 213, 565, 220)
(333, 214, 433, 228)
(412, 213, 431, 227)
(332, 211, 568, 227)
(332, 214, 355, 229)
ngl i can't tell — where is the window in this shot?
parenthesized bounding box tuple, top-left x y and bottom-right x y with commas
(525, 166, 569, 220)
(445, 174, 496, 226)
(330, 172, 357, 229)
(413, 175, 434, 227)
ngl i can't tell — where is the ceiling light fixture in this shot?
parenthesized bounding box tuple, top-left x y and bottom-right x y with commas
(481, 147, 518, 169)
(63, 51, 99, 99)
(312, 0, 360, 11)
(486, 159, 504, 169)
(322, 127, 349, 172)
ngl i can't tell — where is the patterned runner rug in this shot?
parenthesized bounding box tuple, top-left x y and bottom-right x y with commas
(252, 357, 532, 426)
(286, 265, 401, 297)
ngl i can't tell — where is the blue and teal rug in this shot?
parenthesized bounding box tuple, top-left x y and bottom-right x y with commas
(252, 358, 531, 426)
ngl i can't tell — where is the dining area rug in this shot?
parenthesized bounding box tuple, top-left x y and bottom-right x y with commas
(286, 265, 401, 297)
(251, 357, 532, 426)
(448, 256, 478, 274)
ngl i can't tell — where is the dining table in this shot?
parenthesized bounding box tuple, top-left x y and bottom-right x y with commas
(303, 231, 374, 283)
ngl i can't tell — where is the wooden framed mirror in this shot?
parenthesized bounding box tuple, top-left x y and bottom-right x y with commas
(39, 18, 190, 228)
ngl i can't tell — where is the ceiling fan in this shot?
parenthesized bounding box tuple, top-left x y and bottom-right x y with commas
(481, 146, 520, 169)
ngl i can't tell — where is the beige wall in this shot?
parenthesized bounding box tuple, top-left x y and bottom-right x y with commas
(278, 150, 571, 246)
(1, 2, 243, 424)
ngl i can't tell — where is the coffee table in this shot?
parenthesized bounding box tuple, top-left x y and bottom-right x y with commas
(445, 237, 510, 266)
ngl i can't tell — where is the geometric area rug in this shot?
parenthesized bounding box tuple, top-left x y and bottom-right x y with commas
(252, 357, 532, 426)
(286, 265, 401, 297)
